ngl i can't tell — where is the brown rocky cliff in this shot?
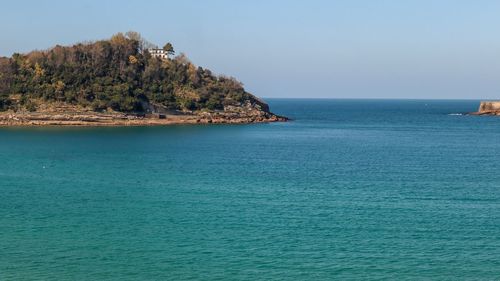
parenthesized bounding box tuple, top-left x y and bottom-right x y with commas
(470, 101, 500, 115)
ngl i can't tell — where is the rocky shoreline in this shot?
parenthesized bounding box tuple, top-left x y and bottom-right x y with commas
(469, 101, 500, 116)
(0, 110, 287, 127)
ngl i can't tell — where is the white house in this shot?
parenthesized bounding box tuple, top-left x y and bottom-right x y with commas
(147, 48, 169, 59)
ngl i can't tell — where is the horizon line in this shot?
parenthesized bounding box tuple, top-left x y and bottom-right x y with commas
(261, 97, 491, 101)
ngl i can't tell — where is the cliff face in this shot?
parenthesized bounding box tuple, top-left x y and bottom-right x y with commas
(471, 101, 500, 115)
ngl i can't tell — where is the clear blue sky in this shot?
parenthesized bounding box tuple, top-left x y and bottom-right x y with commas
(1, 0, 500, 99)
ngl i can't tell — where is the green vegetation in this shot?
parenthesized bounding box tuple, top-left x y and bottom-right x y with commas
(0, 32, 266, 113)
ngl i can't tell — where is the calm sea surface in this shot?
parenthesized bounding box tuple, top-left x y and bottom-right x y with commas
(1, 99, 500, 280)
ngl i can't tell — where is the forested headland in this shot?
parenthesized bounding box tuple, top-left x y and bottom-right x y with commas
(0, 32, 273, 116)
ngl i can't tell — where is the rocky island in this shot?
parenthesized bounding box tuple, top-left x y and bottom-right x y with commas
(470, 101, 500, 116)
(0, 32, 287, 126)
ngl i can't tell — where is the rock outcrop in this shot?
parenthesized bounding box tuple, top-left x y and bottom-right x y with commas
(470, 101, 500, 116)
(0, 101, 288, 127)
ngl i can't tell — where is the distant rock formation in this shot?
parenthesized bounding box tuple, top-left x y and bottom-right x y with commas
(470, 101, 500, 116)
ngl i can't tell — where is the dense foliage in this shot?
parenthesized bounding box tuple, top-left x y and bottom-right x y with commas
(0, 32, 259, 112)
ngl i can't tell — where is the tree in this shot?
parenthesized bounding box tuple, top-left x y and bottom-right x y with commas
(163, 43, 175, 56)
(125, 31, 156, 51)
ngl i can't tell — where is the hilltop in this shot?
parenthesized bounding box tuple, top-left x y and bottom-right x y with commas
(0, 32, 286, 126)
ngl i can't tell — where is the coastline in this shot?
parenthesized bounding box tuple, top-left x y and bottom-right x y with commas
(469, 101, 500, 116)
(0, 111, 288, 127)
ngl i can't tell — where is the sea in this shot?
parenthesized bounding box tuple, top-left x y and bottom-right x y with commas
(1, 99, 500, 280)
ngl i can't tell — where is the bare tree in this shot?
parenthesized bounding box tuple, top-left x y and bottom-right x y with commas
(125, 31, 157, 51)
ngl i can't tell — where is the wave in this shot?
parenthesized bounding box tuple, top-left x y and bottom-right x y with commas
(448, 113, 464, 116)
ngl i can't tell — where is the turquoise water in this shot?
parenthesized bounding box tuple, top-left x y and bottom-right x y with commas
(1, 99, 500, 280)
